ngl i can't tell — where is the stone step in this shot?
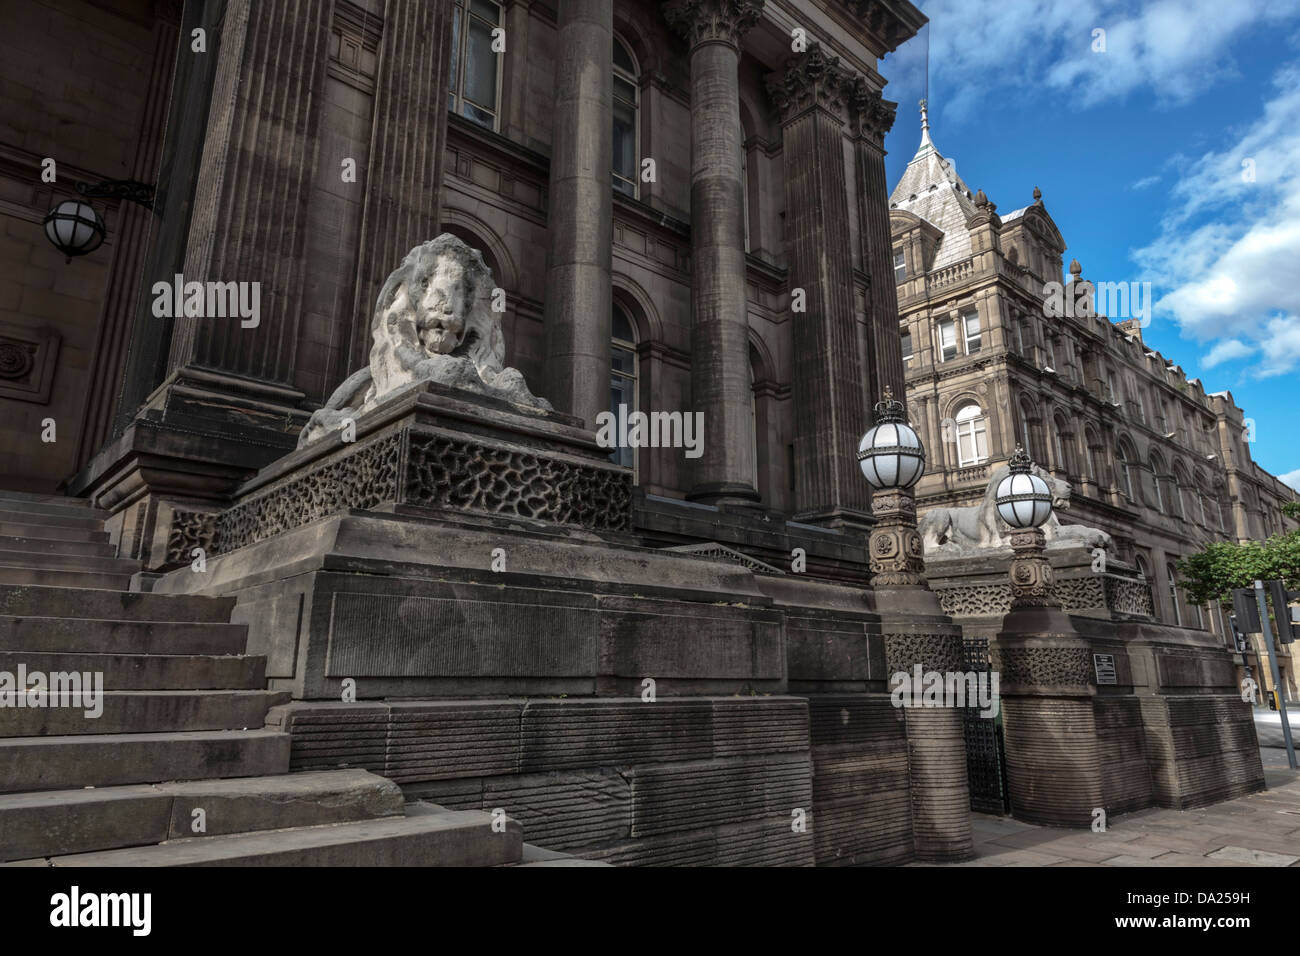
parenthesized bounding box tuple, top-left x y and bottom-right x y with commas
(0, 689, 290, 737)
(0, 651, 264, 690)
(0, 566, 135, 589)
(0, 508, 104, 531)
(25, 807, 523, 867)
(0, 522, 109, 542)
(0, 499, 108, 521)
(0, 585, 234, 623)
(0, 770, 404, 862)
(0, 536, 115, 558)
(0, 491, 98, 510)
(0, 550, 139, 574)
(0, 616, 247, 655)
(0, 729, 290, 793)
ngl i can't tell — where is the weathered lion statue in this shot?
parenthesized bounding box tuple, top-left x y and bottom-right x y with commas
(918, 462, 1112, 555)
(298, 234, 551, 447)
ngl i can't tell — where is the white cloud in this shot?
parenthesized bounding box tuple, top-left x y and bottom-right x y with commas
(1130, 174, 1161, 191)
(1279, 469, 1300, 493)
(1133, 63, 1300, 378)
(912, 0, 1300, 121)
(1201, 339, 1255, 368)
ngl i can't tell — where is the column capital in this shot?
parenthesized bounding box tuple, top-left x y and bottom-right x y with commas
(662, 0, 764, 51)
(848, 79, 897, 146)
(766, 42, 856, 126)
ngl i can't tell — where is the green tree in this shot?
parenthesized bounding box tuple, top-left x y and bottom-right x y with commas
(1176, 529, 1300, 605)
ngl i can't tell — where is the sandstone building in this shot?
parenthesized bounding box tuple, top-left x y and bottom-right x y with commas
(889, 105, 1300, 695)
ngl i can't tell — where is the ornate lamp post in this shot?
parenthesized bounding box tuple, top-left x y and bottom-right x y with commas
(857, 386, 926, 586)
(994, 446, 1057, 607)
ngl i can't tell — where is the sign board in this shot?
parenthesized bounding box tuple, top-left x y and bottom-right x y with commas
(1093, 653, 1117, 686)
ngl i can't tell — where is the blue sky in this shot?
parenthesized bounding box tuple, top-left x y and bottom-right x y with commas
(880, 0, 1300, 490)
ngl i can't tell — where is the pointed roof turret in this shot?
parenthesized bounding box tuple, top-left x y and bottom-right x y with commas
(889, 99, 978, 269)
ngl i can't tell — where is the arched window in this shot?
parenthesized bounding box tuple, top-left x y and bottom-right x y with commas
(1135, 554, 1156, 621)
(1149, 452, 1166, 513)
(1084, 427, 1103, 484)
(1017, 398, 1038, 461)
(1116, 441, 1135, 500)
(449, 0, 503, 130)
(1172, 463, 1190, 519)
(1051, 413, 1072, 474)
(954, 403, 989, 467)
(1166, 562, 1183, 627)
(1194, 471, 1210, 526)
(610, 303, 638, 470)
(612, 37, 639, 197)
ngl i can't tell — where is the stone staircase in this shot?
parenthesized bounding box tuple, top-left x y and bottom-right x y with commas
(0, 489, 573, 866)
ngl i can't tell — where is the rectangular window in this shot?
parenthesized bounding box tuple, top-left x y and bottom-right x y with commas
(449, 0, 501, 130)
(961, 309, 981, 354)
(901, 331, 913, 361)
(893, 249, 907, 282)
(938, 319, 957, 362)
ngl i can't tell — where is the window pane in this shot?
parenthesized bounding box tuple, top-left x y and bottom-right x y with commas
(614, 76, 637, 104)
(611, 345, 635, 376)
(974, 423, 988, 460)
(901, 331, 912, 359)
(613, 99, 637, 180)
(465, 19, 497, 108)
(939, 319, 956, 360)
(893, 250, 906, 281)
(462, 101, 495, 128)
(613, 37, 636, 74)
(612, 305, 634, 342)
(449, 6, 461, 89)
(471, 0, 500, 24)
(613, 175, 636, 196)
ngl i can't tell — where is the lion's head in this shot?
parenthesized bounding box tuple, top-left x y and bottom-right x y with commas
(367, 234, 507, 400)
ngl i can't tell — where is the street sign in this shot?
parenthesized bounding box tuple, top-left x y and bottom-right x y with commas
(1093, 653, 1117, 685)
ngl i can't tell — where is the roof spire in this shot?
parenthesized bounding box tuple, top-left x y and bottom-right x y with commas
(918, 98, 933, 149)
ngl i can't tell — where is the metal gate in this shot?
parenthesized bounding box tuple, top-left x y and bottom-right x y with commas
(961, 636, 1009, 814)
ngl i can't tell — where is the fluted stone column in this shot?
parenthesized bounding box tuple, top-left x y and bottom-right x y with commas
(664, 0, 762, 505)
(849, 84, 904, 410)
(166, 0, 335, 391)
(767, 45, 870, 527)
(993, 527, 1104, 826)
(543, 0, 612, 429)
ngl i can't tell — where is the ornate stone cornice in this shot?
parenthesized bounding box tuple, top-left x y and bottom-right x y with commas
(765, 43, 856, 125)
(840, 0, 920, 54)
(662, 0, 764, 51)
(849, 78, 897, 146)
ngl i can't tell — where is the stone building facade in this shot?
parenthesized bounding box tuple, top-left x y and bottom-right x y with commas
(889, 106, 1300, 695)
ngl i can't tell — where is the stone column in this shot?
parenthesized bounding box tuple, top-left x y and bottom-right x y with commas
(767, 45, 870, 527)
(994, 526, 1104, 827)
(166, 0, 334, 394)
(849, 83, 904, 412)
(664, 0, 762, 506)
(543, 0, 612, 429)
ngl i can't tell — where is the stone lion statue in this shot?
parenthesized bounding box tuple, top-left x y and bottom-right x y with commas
(918, 462, 1112, 555)
(298, 234, 551, 447)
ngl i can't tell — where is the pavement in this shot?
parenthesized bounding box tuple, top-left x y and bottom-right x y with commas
(925, 712, 1300, 866)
